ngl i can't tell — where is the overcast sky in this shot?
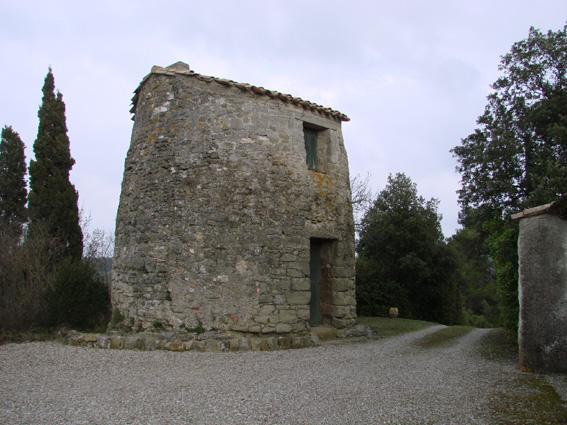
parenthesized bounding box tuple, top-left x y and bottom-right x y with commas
(1, 1, 565, 238)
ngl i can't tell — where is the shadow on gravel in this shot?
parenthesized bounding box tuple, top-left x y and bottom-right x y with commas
(477, 329, 567, 425)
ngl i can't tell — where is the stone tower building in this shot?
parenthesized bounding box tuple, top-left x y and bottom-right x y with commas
(112, 62, 356, 336)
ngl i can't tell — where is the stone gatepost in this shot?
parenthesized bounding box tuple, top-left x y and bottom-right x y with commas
(512, 198, 567, 373)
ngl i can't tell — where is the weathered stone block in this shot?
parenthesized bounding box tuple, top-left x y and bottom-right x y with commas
(261, 324, 276, 333)
(229, 322, 249, 332)
(250, 337, 266, 351)
(205, 339, 221, 352)
(228, 338, 240, 352)
(278, 309, 298, 323)
(83, 334, 98, 343)
(166, 339, 185, 352)
(332, 317, 355, 329)
(96, 336, 110, 349)
(332, 305, 356, 318)
(333, 278, 353, 292)
(290, 278, 310, 291)
(193, 340, 206, 352)
(333, 292, 355, 306)
(109, 336, 124, 350)
(258, 305, 275, 315)
(254, 315, 272, 324)
(277, 336, 293, 349)
(287, 291, 311, 305)
(238, 338, 251, 351)
(68, 336, 82, 346)
(125, 336, 142, 350)
(291, 336, 312, 349)
(286, 268, 306, 278)
(143, 335, 158, 351)
(296, 308, 310, 321)
(276, 323, 293, 333)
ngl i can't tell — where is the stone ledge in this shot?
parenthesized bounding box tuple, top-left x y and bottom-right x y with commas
(62, 323, 373, 352)
(64, 330, 317, 352)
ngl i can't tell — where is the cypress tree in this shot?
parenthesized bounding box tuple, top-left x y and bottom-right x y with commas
(0, 126, 27, 239)
(28, 69, 83, 261)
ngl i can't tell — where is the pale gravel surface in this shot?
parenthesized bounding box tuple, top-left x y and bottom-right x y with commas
(0, 327, 528, 425)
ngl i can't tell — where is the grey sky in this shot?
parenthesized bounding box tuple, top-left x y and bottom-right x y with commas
(1, 1, 565, 237)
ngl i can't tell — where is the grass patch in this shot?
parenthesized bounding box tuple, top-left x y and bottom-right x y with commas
(491, 375, 567, 424)
(0, 329, 57, 346)
(358, 316, 436, 338)
(479, 328, 567, 423)
(413, 325, 473, 348)
(477, 328, 517, 362)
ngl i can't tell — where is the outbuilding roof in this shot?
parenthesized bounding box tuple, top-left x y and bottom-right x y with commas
(130, 62, 350, 122)
(511, 196, 567, 220)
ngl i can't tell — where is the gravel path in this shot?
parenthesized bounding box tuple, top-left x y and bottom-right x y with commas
(0, 327, 527, 424)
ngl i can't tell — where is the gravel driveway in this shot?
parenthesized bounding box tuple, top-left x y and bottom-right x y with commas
(0, 327, 550, 424)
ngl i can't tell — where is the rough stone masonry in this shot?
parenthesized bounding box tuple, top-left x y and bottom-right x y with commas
(111, 62, 356, 337)
(513, 197, 567, 373)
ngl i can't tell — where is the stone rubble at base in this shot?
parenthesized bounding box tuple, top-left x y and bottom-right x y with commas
(64, 324, 373, 352)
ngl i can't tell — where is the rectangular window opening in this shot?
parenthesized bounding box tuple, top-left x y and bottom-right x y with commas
(304, 127, 318, 170)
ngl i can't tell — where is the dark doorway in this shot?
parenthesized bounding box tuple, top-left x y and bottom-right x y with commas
(310, 238, 333, 326)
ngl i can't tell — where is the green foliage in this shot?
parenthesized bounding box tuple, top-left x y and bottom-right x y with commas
(452, 25, 566, 332)
(152, 320, 164, 330)
(0, 223, 62, 330)
(413, 326, 474, 349)
(478, 329, 567, 422)
(182, 320, 205, 334)
(1, 71, 113, 334)
(488, 222, 519, 333)
(357, 316, 435, 338)
(46, 259, 110, 330)
(452, 25, 566, 219)
(28, 69, 83, 262)
(447, 227, 499, 327)
(0, 126, 27, 239)
(356, 173, 462, 324)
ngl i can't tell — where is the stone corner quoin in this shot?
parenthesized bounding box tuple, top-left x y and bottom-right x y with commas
(111, 61, 357, 336)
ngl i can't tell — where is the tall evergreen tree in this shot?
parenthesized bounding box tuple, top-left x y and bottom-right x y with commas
(28, 69, 83, 261)
(0, 126, 27, 239)
(452, 25, 566, 332)
(356, 173, 461, 324)
(452, 25, 566, 219)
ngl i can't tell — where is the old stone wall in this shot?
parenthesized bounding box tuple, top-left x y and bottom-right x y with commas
(112, 63, 356, 335)
(517, 208, 567, 372)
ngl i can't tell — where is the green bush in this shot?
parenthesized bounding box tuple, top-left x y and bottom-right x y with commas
(462, 308, 492, 328)
(356, 173, 462, 324)
(489, 222, 519, 334)
(46, 259, 110, 330)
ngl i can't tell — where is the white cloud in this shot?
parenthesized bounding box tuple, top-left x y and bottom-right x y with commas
(0, 0, 565, 238)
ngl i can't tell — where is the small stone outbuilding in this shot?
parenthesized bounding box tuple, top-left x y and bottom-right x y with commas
(512, 197, 567, 372)
(111, 62, 356, 336)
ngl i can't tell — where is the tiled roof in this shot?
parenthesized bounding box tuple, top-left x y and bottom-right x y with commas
(130, 62, 350, 122)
